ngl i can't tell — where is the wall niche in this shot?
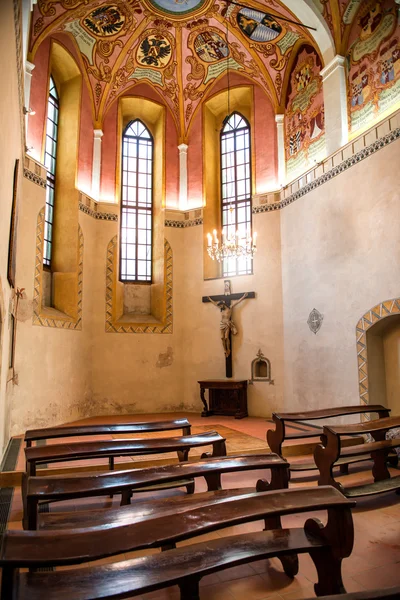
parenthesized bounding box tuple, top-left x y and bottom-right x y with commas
(251, 349, 274, 384)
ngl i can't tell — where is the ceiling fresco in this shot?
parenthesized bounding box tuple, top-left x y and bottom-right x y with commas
(29, 0, 317, 138)
(29, 1, 397, 139)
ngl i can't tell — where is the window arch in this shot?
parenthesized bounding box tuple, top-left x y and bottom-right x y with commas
(43, 76, 59, 268)
(120, 119, 153, 283)
(220, 112, 252, 277)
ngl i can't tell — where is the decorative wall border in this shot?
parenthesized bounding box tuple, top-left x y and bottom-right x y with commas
(105, 236, 173, 334)
(23, 168, 47, 189)
(253, 128, 400, 214)
(356, 297, 400, 408)
(13, 0, 25, 151)
(106, 235, 173, 333)
(165, 218, 203, 228)
(32, 207, 83, 330)
(79, 202, 118, 221)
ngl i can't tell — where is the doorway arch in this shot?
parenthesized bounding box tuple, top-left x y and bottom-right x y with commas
(356, 298, 400, 408)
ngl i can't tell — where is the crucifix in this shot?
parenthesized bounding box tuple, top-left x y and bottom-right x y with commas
(202, 281, 255, 378)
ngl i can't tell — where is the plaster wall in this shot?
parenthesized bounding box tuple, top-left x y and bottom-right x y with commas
(281, 138, 400, 412)
(0, 0, 23, 455)
(8, 176, 92, 436)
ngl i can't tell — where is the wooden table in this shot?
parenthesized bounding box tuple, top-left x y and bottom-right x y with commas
(198, 380, 248, 419)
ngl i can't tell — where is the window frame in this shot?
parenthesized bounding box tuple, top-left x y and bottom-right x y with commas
(220, 111, 253, 278)
(119, 119, 154, 284)
(43, 75, 59, 270)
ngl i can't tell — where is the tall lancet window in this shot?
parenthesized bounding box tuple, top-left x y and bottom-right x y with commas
(220, 112, 252, 277)
(120, 120, 153, 283)
(43, 76, 59, 267)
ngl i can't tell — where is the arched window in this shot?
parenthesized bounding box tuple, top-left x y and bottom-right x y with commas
(120, 119, 153, 283)
(43, 76, 59, 268)
(220, 112, 252, 277)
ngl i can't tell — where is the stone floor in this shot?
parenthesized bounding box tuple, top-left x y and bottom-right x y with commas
(6, 412, 400, 599)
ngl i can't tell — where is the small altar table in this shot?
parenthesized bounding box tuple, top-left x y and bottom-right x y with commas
(198, 380, 248, 419)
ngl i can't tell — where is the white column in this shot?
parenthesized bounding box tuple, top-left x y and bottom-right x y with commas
(178, 143, 188, 211)
(91, 129, 103, 201)
(24, 61, 35, 140)
(275, 114, 286, 186)
(320, 55, 348, 156)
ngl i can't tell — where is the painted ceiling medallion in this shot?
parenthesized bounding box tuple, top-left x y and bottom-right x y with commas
(307, 308, 324, 334)
(137, 34, 172, 67)
(82, 5, 126, 37)
(194, 31, 229, 63)
(237, 8, 283, 43)
(145, 0, 207, 16)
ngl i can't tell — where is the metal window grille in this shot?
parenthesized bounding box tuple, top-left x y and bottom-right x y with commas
(220, 112, 252, 277)
(120, 120, 153, 282)
(43, 77, 59, 268)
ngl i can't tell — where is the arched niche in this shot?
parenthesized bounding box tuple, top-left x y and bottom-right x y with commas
(251, 349, 274, 384)
(356, 298, 400, 414)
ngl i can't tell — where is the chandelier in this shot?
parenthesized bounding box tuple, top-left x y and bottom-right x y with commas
(207, 205, 257, 262)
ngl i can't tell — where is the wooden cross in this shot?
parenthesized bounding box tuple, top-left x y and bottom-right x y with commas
(202, 286, 255, 378)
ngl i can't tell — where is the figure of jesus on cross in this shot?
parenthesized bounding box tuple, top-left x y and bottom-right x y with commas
(203, 283, 255, 377)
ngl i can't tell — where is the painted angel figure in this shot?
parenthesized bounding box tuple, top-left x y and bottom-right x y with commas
(207, 293, 248, 358)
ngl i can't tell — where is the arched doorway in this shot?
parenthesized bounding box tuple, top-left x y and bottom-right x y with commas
(357, 299, 400, 412)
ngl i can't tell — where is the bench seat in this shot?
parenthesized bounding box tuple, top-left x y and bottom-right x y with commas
(11, 529, 326, 600)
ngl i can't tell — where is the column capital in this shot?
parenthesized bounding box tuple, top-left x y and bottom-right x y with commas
(94, 129, 104, 140)
(320, 55, 346, 82)
(178, 143, 188, 153)
(275, 114, 284, 124)
(25, 60, 35, 75)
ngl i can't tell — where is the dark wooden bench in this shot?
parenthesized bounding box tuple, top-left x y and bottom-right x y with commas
(24, 418, 191, 447)
(305, 587, 400, 600)
(22, 453, 289, 530)
(267, 405, 391, 473)
(24, 430, 226, 476)
(315, 415, 400, 497)
(1, 485, 356, 599)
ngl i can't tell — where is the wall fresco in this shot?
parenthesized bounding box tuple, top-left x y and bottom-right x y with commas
(285, 46, 325, 181)
(346, 0, 400, 134)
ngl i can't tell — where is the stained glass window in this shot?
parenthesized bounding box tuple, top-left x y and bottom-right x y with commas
(43, 76, 59, 267)
(120, 120, 153, 282)
(220, 112, 252, 277)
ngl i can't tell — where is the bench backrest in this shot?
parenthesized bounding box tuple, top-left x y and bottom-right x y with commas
(325, 415, 400, 437)
(24, 418, 191, 447)
(24, 431, 226, 475)
(273, 405, 390, 422)
(1, 486, 355, 568)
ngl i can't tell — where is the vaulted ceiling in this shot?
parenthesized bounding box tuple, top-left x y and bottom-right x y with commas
(29, 0, 364, 138)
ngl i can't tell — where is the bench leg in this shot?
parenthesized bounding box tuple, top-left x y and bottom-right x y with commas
(309, 548, 346, 596)
(0, 567, 17, 600)
(263, 515, 299, 577)
(179, 578, 200, 600)
(339, 464, 349, 475)
(186, 480, 195, 494)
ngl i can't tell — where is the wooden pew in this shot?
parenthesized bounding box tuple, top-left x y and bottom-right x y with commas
(24, 430, 226, 476)
(304, 587, 400, 600)
(24, 418, 191, 447)
(314, 415, 400, 497)
(267, 405, 391, 473)
(22, 453, 289, 530)
(1, 486, 356, 600)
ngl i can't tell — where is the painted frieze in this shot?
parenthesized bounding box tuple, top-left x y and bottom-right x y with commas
(285, 46, 325, 181)
(346, 0, 400, 134)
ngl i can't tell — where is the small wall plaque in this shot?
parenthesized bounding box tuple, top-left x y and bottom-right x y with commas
(308, 308, 324, 334)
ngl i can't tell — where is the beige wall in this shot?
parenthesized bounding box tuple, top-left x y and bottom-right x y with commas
(0, 0, 23, 456)
(280, 138, 400, 412)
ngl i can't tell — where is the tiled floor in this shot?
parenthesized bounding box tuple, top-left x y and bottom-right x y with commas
(6, 413, 400, 599)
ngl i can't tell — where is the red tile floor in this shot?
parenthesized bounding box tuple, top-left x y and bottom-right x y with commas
(6, 413, 400, 599)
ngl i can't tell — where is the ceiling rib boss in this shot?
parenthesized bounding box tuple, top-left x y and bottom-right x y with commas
(29, 0, 322, 139)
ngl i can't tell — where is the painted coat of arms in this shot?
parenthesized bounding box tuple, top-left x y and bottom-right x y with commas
(137, 35, 172, 68)
(237, 8, 282, 43)
(83, 5, 126, 37)
(194, 31, 229, 63)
